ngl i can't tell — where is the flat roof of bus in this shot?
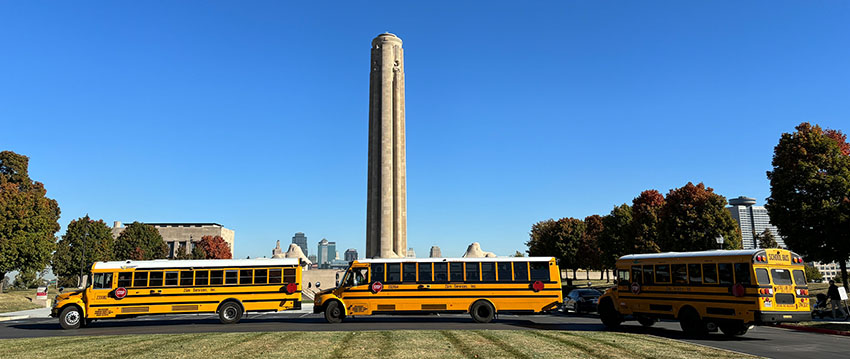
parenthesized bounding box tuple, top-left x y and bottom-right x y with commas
(92, 258, 300, 270)
(354, 257, 554, 264)
(620, 250, 762, 261)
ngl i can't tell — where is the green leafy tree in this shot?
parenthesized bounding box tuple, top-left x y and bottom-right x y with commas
(175, 244, 192, 260)
(527, 217, 584, 279)
(510, 251, 525, 257)
(766, 123, 850, 289)
(579, 215, 604, 280)
(659, 182, 742, 252)
(755, 229, 779, 249)
(52, 215, 114, 287)
(0, 151, 61, 292)
(191, 244, 206, 259)
(113, 222, 168, 260)
(804, 263, 823, 282)
(599, 204, 634, 276)
(12, 269, 40, 289)
(631, 190, 664, 253)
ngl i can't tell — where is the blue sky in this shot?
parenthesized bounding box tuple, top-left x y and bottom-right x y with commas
(2, 1, 848, 259)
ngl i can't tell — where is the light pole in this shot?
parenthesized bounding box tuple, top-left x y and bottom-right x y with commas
(715, 235, 724, 250)
(79, 227, 88, 288)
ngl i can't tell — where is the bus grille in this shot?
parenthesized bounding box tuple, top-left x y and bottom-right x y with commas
(775, 294, 795, 305)
(121, 307, 149, 313)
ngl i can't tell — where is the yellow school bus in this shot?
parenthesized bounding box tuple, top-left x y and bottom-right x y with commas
(313, 257, 562, 323)
(598, 249, 811, 336)
(51, 258, 302, 329)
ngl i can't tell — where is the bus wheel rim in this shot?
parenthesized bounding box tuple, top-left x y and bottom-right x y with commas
(65, 311, 80, 325)
(224, 307, 237, 320)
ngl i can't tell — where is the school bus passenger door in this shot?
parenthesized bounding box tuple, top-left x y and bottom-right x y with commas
(341, 266, 371, 315)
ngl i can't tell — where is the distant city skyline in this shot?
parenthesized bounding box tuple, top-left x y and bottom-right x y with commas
(2, 2, 847, 259)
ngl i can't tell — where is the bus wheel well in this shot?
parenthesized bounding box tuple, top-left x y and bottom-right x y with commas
(468, 299, 496, 314)
(323, 299, 344, 313)
(59, 303, 85, 318)
(217, 299, 244, 314)
(677, 305, 698, 319)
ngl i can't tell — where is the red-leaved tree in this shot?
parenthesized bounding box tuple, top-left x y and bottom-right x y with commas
(197, 235, 232, 259)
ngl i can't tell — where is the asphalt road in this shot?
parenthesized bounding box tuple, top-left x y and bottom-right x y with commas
(1, 312, 847, 359)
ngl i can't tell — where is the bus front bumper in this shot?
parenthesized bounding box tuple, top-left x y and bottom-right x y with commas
(755, 311, 811, 324)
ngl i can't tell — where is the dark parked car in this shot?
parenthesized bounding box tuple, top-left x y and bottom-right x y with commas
(562, 289, 602, 314)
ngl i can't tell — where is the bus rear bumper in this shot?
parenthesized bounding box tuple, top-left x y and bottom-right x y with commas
(755, 311, 811, 324)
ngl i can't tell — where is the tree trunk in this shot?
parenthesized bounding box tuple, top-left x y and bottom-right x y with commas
(599, 268, 605, 281)
(0, 272, 5, 293)
(841, 261, 849, 292)
(572, 268, 577, 279)
(586, 269, 590, 280)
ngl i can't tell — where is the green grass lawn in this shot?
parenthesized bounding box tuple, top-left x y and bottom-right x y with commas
(0, 288, 58, 314)
(0, 330, 757, 359)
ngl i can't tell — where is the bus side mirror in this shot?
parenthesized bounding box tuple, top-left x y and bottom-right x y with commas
(316, 281, 321, 288)
(308, 282, 312, 289)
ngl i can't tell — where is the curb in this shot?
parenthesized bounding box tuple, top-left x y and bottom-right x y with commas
(773, 324, 850, 337)
(0, 315, 29, 322)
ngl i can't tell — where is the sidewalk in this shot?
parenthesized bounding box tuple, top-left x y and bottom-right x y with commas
(0, 307, 51, 322)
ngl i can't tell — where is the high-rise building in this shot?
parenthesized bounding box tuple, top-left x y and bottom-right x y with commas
(406, 248, 416, 258)
(429, 246, 442, 258)
(317, 238, 337, 267)
(727, 196, 786, 250)
(292, 232, 308, 257)
(366, 33, 407, 259)
(344, 248, 358, 262)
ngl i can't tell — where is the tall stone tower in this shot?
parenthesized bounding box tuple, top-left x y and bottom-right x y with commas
(367, 33, 407, 258)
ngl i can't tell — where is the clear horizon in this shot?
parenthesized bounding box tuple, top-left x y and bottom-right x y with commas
(2, 1, 848, 259)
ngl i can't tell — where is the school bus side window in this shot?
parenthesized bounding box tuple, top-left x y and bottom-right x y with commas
(210, 270, 224, 285)
(643, 265, 654, 285)
(418, 263, 433, 283)
(688, 264, 701, 284)
(268, 269, 282, 284)
(149, 271, 164, 286)
(403, 263, 417, 283)
(655, 264, 670, 283)
(92, 273, 112, 289)
(434, 262, 448, 282)
(180, 271, 193, 286)
(450, 262, 464, 282)
(386, 263, 401, 283)
(672, 264, 687, 284)
(482, 262, 496, 281)
(617, 269, 630, 285)
(703, 264, 718, 284)
(283, 267, 297, 284)
(370, 264, 385, 283)
(734, 263, 751, 284)
(240, 270, 253, 285)
(497, 262, 512, 282)
(255, 269, 268, 284)
(117, 272, 132, 288)
(466, 262, 481, 282)
(513, 262, 529, 282)
(530, 262, 549, 281)
(718, 263, 733, 285)
(165, 271, 179, 286)
(755, 268, 770, 284)
(631, 266, 642, 284)
(195, 270, 209, 286)
(225, 270, 238, 285)
(133, 272, 148, 287)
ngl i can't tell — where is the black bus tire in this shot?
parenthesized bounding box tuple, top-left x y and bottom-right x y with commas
(470, 300, 495, 323)
(598, 299, 621, 329)
(59, 306, 83, 330)
(324, 300, 344, 324)
(218, 301, 243, 324)
(679, 307, 706, 336)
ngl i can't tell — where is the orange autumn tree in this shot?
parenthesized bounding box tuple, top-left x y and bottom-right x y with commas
(196, 235, 232, 259)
